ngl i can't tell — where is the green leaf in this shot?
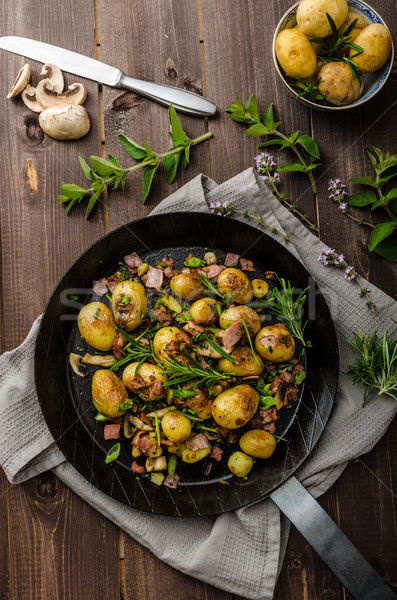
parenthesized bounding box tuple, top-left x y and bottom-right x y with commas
(169, 105, 190, 144)
(346, 191, 377, 207)
(297, 135, 320, 161)
(258, 138, 285, 149)
(105, 442, 121, 464)
(183, 144, 190, 168)
(277, 162, 306, 172)
(348, 176, 378, 188)
(164, 151, 181, 184)
(59, 183, 87, 200)
(89, 156, 121, 176)
(389, 198, 397, 214)
(85, 187, 103, 219)
(108, 154, 121, 168)
(144, 142, 156, 159)
(226, 95, 244, 114)
(263, 104, 277, 132)
(65, 198, 80, 215)
(142, 162, 159, 203)
(368, 222, 395, 251)
(245, 94, 259, 120)
(385, 188, 397, 202)
(57, 194, 70, 204)
(245, 123, 268, 137)
(326, 12, 339, 39)
(78, 154, 93, 180)
(288, 130, 300, 144)
(118, 134, 147, 160)
(373, 231, 397, 262)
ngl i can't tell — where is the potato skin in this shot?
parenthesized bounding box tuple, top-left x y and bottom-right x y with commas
(219, 305, 261, 337)
(351, 24, 392, 73)
(275, 29, 317, 78)
(161, 411, 192, 444)
(217, 268, 254, 304)
(78, 302, 117, 351)
(153, 326, 190, 363)
(212, 384, 259, 429)
(122, 362, 167, 399)
(297, 0, 348, 38)
(337, 11, 366, 41)
(112, 280, 146, 332)
(218, 346, 264, 377)
(170, 273, 205, 301)
(182, 445, 211, 463)
(227, 451, 254, 478)
(190, 298, 219, 324)
(183, 382, 213, 419)
(255, 324, 295, 362)
(252, 279, 269, 298)
(92, 370, 128, 418)
(239, 430, 277, 459)
(318, 62, 363, 105)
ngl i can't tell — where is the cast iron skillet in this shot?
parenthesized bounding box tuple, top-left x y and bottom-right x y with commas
(35, 212, 337, 514)
(35, 212, 395, 600)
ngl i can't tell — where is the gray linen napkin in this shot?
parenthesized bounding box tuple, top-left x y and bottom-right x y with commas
(0, 168, 396, 600)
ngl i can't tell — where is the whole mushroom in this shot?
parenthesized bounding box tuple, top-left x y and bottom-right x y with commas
(39, 104, 91, 140)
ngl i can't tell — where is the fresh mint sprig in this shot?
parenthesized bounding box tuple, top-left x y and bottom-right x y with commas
(57, 106, 212, 218)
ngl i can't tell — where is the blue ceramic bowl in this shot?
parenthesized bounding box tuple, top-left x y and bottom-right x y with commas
(272, 0, 394, 110)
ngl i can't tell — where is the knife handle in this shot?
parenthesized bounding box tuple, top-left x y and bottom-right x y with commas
(117, 73, 217, 117)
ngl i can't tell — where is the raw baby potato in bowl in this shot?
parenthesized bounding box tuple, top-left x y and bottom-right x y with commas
(273, 0, 394, 110)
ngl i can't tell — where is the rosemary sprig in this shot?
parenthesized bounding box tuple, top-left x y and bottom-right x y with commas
(198, 273, 224, 298)
(242, 320, 261, 368)
(160, 353, 230, 388)
(204, 335, 239, 364)
(110, 328, 151, 371)
(346, 328, 397, 406)
(267, 277, 309, 347)
(313, 14, 363, 80)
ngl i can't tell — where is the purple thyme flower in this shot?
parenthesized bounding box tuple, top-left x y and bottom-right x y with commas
(317, 247, 335, 265)
(254, 152, 276, 173)
(208, 200, 234, 216)
(328, 178, 347, 203)
(334, 253, 345, 267)
(338, 202, 348, 212)
(261, 172, 281, 187)
(344, 266, 357, 281)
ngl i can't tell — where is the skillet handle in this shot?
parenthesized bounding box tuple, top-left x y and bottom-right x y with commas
(270, 476, 396, 600)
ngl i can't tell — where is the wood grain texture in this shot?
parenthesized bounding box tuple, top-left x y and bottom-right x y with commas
(0, 471, 10, 600)
(97, 0, 209, 229)
(8, 473, 120, 600)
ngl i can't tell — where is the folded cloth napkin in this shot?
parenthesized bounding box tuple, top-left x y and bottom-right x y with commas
(1, 168, 396, 600)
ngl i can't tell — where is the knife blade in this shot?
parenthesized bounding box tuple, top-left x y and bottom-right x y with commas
(0, 36, 217, 117)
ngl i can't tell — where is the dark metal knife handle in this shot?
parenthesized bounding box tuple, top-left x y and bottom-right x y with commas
(270, 476, 396, 600)
(118, 73, 217, 117)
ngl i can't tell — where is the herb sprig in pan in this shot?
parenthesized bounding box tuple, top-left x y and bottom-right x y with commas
(57, 106, 212, 218)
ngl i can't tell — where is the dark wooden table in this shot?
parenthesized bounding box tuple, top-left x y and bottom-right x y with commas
(0, 1, 396, 598)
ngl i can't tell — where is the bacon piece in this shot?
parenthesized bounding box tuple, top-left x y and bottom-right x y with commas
(156, 256, 174, 269)
(145, 266, 164, 290)
(186, 433, 210, 451)
(210, 446, 224, 462)
(198, 357, 209, 369)
(139, 435, 155, 455)
(212, 423, 231, 438)
(242, 375, 260, 381)
(281, 371, 293, 384)
(259, 334, 276, 350)
(239, 258, 255, 271)
(164, 267, 180, 279)
(197, 264, 225, 279)
(270, 376, 282, 393)
(113, 332, 126, 360)
(165, 331, 190, 357)
(284, 385, 298, 405)
(132, 431, 146, 447)
(106, 278, 118, 293)
(131, 461, 146, 474)
(148, 381, 164, 399)
(150, 307, 173, 326)
(289, 357, 299, 365)
(139, 336, 150, 349)
(262, 422, 276, 433)
(265, 271, 276, 280)
(124, 252, 142, 268)
(235, 417, 246, 427)
(104, 424, 121, 440)
(223, 321, 244, 350)
(183, 320, 205, 336)
(260, 406, 278, 423)
(224, 252, 240, 267)
(164, 474, 180, 489)
(92, 277, 108, 297)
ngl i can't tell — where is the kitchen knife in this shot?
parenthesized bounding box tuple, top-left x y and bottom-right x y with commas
(0, 36, 217, 117)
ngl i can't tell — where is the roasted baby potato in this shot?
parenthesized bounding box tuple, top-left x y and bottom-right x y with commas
(227, 451, 254, 478)
(218, 346, 264, 377)
(239, 430, 277, 459)
(182, 445, 211, 463)
(112, 280, 146, 332)
(217, 268, 254, 304)
(275, 28, 317, 78)
(212, 384, 259, 429)
(170, 273, 205, 301)
(351, 24, 392, 73)
(297, 0, 348, 38)
(190, 297, 220, 324)
(219, 305, 261, 337)
(77, 302, 117, 351)
(92, 369, 129, 418)
(122, 362, 167, 400)
(161, 411, 192, 444)
(294, 24, 322, 54)
(252, 278, 269, 298)
(255, 324, 295, 362)
(153, 326, 190, 364)
(183, 382, 213, 419)
(318, 61, 363, 105)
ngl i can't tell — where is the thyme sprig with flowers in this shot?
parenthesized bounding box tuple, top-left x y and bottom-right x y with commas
(317, 247, 375, 311)
(346, 327, 397, 406)
(57, 106, 212, 218)
(328, 178, 375, 229)
(255, 152, 318, 232)
(208, 200, 294, 243)
(226, 96, 321, 195)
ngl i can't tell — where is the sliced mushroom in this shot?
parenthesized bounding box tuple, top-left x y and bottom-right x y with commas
(69, 353, 88, 378)
(36, 79, 87, 109)
(147, 406, 176, 418)
(145, 456, 167, 472)
(129, 416, 154, 431)
(124, 412, 133, 439)
(7, 63, 31, 98)
(40, 63, 64, 93)
(21, 84, 44, 113)
(39, 104, 90, 140)
(82, 353, 116, 368)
